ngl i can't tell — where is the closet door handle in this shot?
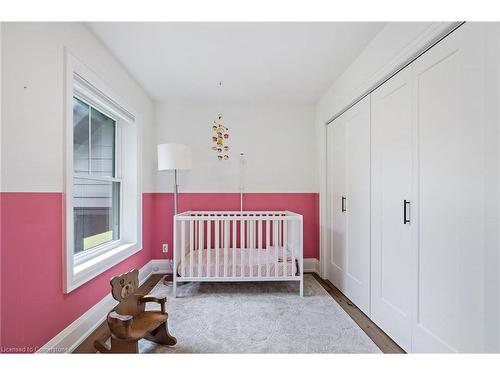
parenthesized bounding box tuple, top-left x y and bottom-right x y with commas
(341, 196, 346, 212)
(403, 200, 411, 224)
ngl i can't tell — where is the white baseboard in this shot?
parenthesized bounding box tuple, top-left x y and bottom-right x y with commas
(151, 258, 172, 274)
(37, 259, 166, 354)
(304, 258, 320, 274)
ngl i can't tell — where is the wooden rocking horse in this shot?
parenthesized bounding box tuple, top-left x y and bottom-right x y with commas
(94, 269, 177, 353)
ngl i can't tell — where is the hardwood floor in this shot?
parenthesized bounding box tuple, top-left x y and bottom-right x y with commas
(309, 272, 405, 353)
(73, 272, 403, 354)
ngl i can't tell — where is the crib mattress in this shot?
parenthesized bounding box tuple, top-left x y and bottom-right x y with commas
(176, 247, 299, 278)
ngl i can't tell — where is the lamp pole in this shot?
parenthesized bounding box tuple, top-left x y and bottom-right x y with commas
(173, 169, 178, 215)
(239, 152, 245, 211)
(157, 143, 192, 288)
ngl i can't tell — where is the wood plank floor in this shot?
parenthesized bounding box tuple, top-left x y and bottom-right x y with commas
(309, 272, 405, 353)
(73, 272, 404, 353)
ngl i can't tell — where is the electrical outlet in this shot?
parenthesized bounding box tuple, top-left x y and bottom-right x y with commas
(162, 244, 168, 253)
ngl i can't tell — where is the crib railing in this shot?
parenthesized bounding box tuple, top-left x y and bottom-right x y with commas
(173, 211, 304, 297)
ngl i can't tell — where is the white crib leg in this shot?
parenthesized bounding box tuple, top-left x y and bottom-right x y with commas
(173, 279, 177, 298)
(299, 277, 304, 297)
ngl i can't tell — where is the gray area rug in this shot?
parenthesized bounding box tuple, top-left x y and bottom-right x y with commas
(140, 274, 381, 353)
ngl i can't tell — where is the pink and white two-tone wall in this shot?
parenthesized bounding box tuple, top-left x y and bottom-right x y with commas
(152, 103, 319, 261)
(0, 22, 157, 352)
(0, 23, 319, 352)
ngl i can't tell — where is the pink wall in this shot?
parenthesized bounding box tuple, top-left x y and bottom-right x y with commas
(0, 192, 318, 352)
(148, 193, 319, 260)
(0, 193, 154, 352)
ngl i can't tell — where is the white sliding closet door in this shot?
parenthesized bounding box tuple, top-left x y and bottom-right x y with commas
(326, 110, 346, 290)
(370, 66, 413, 351)
(326, 96, 371, 315)
(324, 23, 492, 353)
(344, 97, 371, 314)
(411, 23, 485, 353)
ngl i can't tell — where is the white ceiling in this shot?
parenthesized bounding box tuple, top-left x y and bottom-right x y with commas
(88, 22, 385, 105)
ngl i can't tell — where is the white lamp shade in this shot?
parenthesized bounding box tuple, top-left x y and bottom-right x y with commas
(157, 143, 192, 171)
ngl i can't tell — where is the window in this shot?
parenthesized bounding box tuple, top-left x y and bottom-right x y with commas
(72, 97, 120, 259)
(64, 52, 141, 293)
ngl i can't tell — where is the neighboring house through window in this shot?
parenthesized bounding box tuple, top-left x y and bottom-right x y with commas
(73, 96, 120, 257)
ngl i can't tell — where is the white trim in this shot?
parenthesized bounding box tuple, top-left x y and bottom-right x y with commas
(71, 243, 142, 290)
(304, 258, 320, 274)
(325, 22, 462, 125)
(151, 259, 173, 274)
(37, 260, 159, 354)
(74, 238, 122, 267)
(73, 73, 135, 123)
(63, 49, 142, 293)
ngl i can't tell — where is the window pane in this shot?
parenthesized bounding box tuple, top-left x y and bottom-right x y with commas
(73, 97, 90, 174)
(73, 178, 120, 254)
(91, 108, 116, 177)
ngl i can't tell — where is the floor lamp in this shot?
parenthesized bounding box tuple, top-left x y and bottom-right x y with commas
(157, 143, 192, 284)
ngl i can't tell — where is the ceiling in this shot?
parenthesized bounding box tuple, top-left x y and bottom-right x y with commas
(88, 22, 385, 105)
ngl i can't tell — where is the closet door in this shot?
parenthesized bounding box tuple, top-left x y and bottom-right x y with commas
(370, 67, 413, 351)
(326, 113, 346, 289)
(411, 23, 485, 352)
(344, 96, 371, 314)
(326, 96, 371, 315)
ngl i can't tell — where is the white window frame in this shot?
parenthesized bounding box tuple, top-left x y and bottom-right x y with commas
(64, 50, 142, 293)
(72, 98, 122, 266)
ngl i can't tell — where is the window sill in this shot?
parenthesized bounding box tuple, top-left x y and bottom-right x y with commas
(66, 242, 141, 293)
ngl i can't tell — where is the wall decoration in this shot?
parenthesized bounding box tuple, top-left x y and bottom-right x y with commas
(211, 113, 230, 160)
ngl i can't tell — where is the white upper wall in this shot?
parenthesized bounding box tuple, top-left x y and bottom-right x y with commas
(1, 22, 155, 192)
(154, 103, 316, 193)
(1, 22, 452, 196)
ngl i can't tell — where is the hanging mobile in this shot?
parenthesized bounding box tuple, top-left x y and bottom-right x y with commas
(210, 81, 231, 160)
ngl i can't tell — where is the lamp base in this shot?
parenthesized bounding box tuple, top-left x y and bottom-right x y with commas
(162, 274, 173, 286)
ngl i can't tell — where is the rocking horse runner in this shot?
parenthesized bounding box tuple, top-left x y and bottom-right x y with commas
(94, 269, 176, 353)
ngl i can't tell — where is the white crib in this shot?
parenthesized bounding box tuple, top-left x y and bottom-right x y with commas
(173, 211, 304, 297)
